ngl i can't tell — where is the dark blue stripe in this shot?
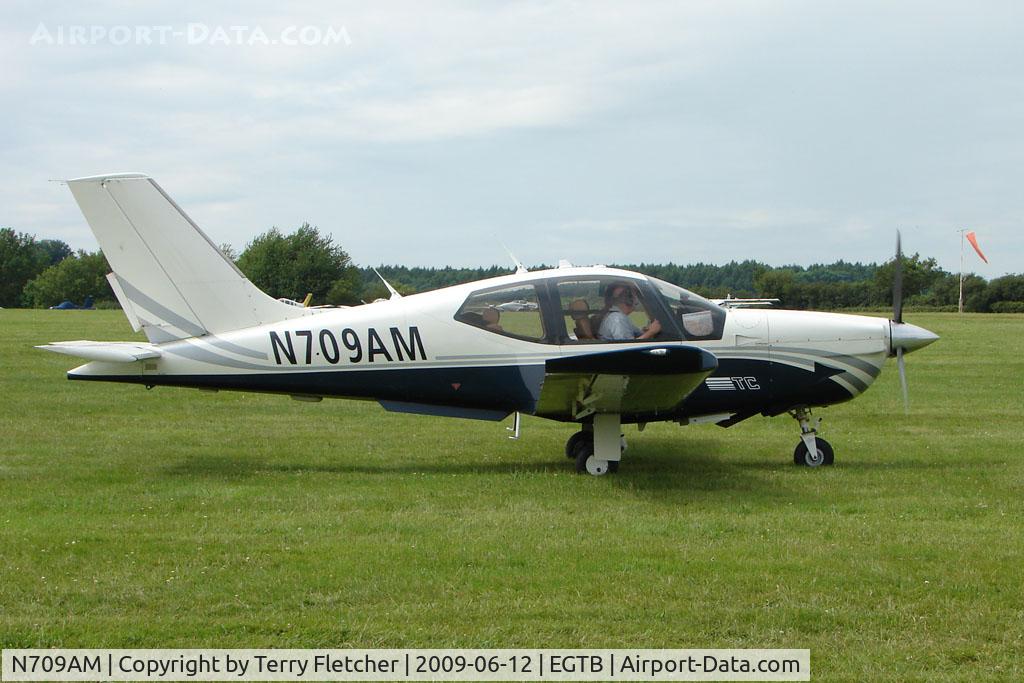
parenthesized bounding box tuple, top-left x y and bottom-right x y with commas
(72, 364, 546, 414)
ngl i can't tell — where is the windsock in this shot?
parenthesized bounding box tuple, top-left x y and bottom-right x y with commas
(966, 231, 988, 264)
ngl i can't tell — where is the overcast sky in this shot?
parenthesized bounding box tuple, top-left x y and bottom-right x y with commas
(2, 1, 1020, 276)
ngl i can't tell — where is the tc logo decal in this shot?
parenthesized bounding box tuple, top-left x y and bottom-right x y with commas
(705, 376, 761, 391)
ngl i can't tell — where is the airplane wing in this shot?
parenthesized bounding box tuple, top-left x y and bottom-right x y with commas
(534, 345, 717, 419)
(36, 340, 162, 363)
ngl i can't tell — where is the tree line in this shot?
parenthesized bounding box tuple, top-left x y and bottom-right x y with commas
(3, 225, 1022, 313)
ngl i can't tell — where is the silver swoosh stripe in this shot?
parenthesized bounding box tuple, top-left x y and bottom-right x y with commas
(834, 371, 869, 394)
(714, 349, 882, 380)
(118, 276, 207, 338)
(830, 374, 863, 397)
(201, 336, 268, 360)
(770, 346, 883, 377)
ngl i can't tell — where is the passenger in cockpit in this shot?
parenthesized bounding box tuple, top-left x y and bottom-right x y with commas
(569, 299, 595, 340)
(481, 307, 504, 332)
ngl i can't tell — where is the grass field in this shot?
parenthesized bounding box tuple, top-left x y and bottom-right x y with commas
(2, 310, 1022, 679)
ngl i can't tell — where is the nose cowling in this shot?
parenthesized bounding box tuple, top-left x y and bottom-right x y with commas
(889, 321, 939, 356)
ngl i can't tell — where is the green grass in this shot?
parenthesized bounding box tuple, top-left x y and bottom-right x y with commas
(2, 310, 1023, 679)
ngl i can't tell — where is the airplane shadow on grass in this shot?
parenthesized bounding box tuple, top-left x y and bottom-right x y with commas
(618, 438, 810, 502)
(162, 437, 821, 504)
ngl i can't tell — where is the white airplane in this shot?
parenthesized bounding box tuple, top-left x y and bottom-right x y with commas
(495, 299, 540, 312)
(39, 173, 938, 475)
(712, 295, 781, 309)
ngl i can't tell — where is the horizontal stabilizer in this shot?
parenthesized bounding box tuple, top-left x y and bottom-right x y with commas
(36, 340, 161, 363)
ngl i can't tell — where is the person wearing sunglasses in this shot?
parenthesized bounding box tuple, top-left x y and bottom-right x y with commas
(597, 282, 662, 341)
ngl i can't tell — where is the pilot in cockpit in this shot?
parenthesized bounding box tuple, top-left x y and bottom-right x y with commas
(598, 282, 662, 341)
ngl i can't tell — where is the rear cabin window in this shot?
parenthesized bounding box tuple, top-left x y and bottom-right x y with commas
(454, 284, 547, 342)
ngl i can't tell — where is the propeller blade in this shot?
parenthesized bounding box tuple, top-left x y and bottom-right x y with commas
(897, 347, 909, 414)
(893, 230, 903, 324)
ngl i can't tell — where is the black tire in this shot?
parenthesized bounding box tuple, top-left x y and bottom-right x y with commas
(573, 439, 594, 473)
(793, 438, 835, 467)
(573, 439, 620, 475)
(565, 430, 592, 459)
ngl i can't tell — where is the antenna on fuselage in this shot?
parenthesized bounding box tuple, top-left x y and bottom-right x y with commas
(498, 240, 528, 274)
(372, 267, 402, 300)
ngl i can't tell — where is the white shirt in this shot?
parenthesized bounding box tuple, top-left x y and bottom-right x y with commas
(598, 306, 641, 340)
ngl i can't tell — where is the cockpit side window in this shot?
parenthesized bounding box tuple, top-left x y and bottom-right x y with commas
(454, 283, 548, 342)
(648, 277, 726, 341)
(554, 278, 679, 344)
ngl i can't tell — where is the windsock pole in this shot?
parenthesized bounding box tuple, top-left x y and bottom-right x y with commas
(958, 229, 966, 314)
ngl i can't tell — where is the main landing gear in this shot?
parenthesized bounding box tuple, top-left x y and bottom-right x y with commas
(566, 414, 624, 476)
(790, 407, 834, 467)
(564, 408, 836, 473)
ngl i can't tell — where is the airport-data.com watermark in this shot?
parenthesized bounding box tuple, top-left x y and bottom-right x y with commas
(29, 23, 351, 47)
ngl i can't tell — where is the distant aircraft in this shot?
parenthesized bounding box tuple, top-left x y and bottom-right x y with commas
(39, 173, 938, 475)
(712, 295, 781, 309)
(277, 293, 314, 308)
(495, 299, 540, 312)
(49, 296, 94, 310)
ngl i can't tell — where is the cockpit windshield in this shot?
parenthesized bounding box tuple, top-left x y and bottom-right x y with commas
(647, 277, 726, 341)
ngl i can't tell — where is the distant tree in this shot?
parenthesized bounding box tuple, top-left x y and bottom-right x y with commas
(0, 228, 50, 307)
(973, 274, 1024, 312)
(35, 239, 73, 266)
(952, 275, 990, 312)
(908, 271, 957, 307)
(359, 275, 417, 303)
(313, 258, 1024, 314)
(218, 243, 239, 262)
(991, 301, 1024, 313)
(873, 253, 947, 304)
(359, 265, 512, 294)
(794, 260, 877, 284)
(237, 223, 359, 304)
(754, 269, 799, 301)
(985, 274, 1024, 303)
(325, 268, 363, 306)
(621, 260, 768, 295)
(22, 250, 113, 308)
(904, 271, 986, 310)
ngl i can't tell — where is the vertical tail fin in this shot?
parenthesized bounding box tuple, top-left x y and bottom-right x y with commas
(67, 173, 308, 341)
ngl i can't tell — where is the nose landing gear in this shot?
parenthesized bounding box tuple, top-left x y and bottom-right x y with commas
(790, 407, 834, 467)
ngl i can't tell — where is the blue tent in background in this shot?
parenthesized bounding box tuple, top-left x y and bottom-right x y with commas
(49, 296, 94, 310)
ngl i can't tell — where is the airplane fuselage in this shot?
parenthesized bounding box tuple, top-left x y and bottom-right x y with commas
(67, 267, 902, 426)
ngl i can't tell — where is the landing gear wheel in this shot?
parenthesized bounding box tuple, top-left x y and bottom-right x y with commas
(565, 430, 591, 459)
(793, 438, 834, 467)
(573, 440, 619, 475)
